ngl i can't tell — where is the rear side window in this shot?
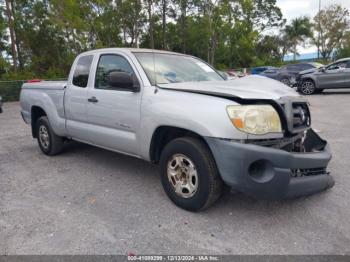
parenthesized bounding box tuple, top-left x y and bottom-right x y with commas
(73, 55, 93, 87)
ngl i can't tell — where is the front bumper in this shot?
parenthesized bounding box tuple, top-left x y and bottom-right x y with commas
(205, 129, 334, 199)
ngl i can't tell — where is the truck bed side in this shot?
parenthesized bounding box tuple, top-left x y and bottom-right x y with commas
(20, 81, 68, 137)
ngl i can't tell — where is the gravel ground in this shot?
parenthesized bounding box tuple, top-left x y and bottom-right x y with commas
(0, 90, 350, 255)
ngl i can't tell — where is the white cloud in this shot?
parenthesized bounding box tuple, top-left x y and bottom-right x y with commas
(277, 0, 350, 22)
(276, 0, 350, 54)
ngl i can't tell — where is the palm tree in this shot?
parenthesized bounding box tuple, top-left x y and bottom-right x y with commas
(283, 17, 312, 60)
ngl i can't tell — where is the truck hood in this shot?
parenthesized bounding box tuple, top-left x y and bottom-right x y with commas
(157, 75, 300, 100)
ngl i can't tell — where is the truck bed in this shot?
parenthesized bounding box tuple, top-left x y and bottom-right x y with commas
(21, 81, 67, 90)
(20, 80, 68, 137)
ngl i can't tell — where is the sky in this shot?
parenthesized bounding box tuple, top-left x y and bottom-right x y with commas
(276, 0, 350, 54)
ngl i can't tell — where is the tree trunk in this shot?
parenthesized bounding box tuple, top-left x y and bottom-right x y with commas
(209, 34, 216, 65)
(10, 0, 23, 70)
(147, 0, 154, 49)
(180, 0, 187, 53)
(5, 0, 17, 71)
(293, 43, 297, 61)
(162, 0, 167, 49)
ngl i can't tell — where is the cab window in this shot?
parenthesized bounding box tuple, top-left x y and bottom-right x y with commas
(327, 61, 347, 71)
(95, 54, 136, 90)
(72, 55, 93, 88)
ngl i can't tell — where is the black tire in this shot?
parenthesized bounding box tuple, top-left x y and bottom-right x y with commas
(159, 137, 223, 211)
(36, 116, 64, 155)
(315, 89, 324, 94)
(299, 80, 316, 95)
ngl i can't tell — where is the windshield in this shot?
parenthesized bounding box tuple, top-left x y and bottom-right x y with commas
(310, 62, 324, 68)
(133, 52, 224, 85)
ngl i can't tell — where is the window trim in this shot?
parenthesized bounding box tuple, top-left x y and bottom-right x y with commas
(72, 55, 94, 88)
(94, 53, 140, 92)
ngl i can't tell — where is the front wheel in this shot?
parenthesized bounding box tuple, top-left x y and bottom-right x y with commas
(159, 137, 223, 211)
(299, 80, 316, 95)
(36, 116, 64, 155)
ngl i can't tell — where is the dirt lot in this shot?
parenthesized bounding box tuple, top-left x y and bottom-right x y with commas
(1, 91, 350, 255)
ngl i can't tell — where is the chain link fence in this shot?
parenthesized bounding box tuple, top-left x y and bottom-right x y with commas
(0, 79, 67, 102)
(0, 80, 25, 102)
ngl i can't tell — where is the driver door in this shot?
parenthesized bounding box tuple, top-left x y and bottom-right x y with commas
(318, 61, 347, 89)
(85, 53, 142, 156)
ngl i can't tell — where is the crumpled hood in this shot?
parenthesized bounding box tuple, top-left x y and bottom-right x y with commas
(299, 68, 318, 76)
(157, 75, 300, 100)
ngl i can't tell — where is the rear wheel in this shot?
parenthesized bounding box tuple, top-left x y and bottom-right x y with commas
(159, 137, 223, 211)
(299, 80, 316, 95)
(36, 116, 64, 155)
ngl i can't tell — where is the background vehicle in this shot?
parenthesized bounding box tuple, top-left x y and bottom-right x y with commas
(297, 58, 350, 95)
(0, 96, 3, 113)
(260, 62, 323, 86)
(251, 66, 275, 75)
(217, 70, 236, 80)
(226, 69, 247, 78)
(20, 48, 334, 211)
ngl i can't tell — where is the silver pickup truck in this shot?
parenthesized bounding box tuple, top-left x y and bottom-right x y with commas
(20, 48, 334, 211)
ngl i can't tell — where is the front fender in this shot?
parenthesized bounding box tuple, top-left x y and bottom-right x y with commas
(300, 75, 318, 88)
(137, 86, 247, 160)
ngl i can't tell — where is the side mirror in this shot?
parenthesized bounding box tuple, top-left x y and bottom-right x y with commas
(107, 71, 140, 92)
(320, 67, 326, 73)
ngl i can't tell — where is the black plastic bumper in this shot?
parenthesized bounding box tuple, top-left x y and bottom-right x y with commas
(205, 130, 334, 200)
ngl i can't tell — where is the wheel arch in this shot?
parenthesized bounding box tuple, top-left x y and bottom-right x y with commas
(31, 106, 47, 138)
(149, 126, 210, 164)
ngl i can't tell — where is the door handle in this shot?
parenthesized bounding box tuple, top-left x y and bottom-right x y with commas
(88, 96, 98, 103)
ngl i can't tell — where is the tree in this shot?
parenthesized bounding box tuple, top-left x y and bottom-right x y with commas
(161, 0, 167, 49)
(283, 16, 311, 61)
(313, 4, 350, 59)
(4, 0, 17, 71)
(120, 0, 145, 47)
(147, 0, 154, 49)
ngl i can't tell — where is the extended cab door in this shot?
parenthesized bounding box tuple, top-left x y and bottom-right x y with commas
(85, 53, 142, 156)
(65, 54, 94, 141)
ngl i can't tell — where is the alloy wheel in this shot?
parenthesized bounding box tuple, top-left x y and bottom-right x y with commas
(301, 81, 315, 95)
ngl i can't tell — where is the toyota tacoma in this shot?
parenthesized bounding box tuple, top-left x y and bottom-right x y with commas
(20, 48, 334, 211)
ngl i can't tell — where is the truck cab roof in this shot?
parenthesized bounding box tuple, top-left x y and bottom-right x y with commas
(78, 48, 181, 57)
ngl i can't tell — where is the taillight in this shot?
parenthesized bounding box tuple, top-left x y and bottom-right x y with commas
(27, 79, 42, 83)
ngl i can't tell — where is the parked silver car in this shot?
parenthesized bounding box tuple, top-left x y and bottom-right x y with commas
(297, 57, 350, 95)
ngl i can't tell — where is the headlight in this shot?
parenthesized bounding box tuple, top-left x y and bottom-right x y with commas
(226, 105, 282, 135)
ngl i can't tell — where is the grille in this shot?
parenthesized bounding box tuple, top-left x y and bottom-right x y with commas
(292, 102, 311, 130)
(291, 168, 328, 178)
(278, 99, 311, 134)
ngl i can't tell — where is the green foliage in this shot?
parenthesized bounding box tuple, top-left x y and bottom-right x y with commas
(313, 4, 350, 59)
(0, 0, 349, 101)
(0, 80, 23, 102)
(283, 16, 312, 60)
